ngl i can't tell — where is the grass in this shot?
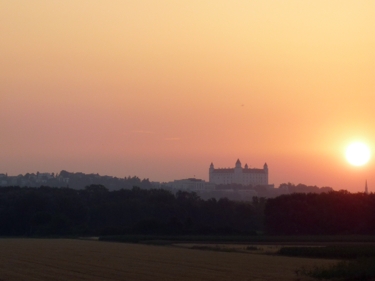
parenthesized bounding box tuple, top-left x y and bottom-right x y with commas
(277, 245, 375, 280)
(246, 246, 260, 251)
(189, 245, 240, 253)
(299, 258, 375, 280)
(0, 238, 336, 281)
(99, 234, 375, 244)
(277, 244, 375, 259)
(185, 244, 263, 253)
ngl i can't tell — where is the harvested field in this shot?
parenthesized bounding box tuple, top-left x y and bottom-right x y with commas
(0, 239, 335, 281)
(175, 243, 292, 254)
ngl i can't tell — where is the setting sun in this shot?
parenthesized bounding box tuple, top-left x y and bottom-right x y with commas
(345, 142, 371, 166)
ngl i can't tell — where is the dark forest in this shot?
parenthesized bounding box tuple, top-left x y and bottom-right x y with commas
(0, 185, 373, 237)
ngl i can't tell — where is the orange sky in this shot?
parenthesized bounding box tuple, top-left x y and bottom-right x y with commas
(1, 1, 374, 192)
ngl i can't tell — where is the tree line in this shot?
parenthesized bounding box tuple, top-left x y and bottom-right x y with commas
(0, 185, 373, 237)
(0, 170, 153, 190)
(0, 185, 264, 236)
(265, 191, 375, 235)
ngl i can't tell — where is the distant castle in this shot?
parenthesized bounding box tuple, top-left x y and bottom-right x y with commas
(209, 159, 268, 186)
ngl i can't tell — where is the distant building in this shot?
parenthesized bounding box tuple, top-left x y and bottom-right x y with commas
(36, 172, 54, 184)
(166, 178, 215, 192)
(150, 181, 162, 188)
(0, 174, 7, 186)
(209, 159, 269, 186)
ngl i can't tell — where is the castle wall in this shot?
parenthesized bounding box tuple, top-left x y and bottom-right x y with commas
(209, 160, 268, 186)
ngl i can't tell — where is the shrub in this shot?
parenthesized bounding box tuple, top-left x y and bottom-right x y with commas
(300, 258, 375, 280)
(278, 245, 375, 259)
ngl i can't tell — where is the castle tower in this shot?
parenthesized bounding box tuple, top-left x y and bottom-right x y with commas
(365, 180, 368, 194)
(234, 159, 242, 184)
(209, 163, 214, 182)
(263, 163, 269, 184)
(210, 162, 214, 171)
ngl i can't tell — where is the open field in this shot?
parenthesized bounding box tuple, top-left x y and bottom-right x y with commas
(174, 243, 294, 255)
(0, 238, 337, 281)
(100, 235, 375, 244)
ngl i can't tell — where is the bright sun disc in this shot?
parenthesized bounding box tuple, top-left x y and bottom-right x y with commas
(345, 142, 371, 166)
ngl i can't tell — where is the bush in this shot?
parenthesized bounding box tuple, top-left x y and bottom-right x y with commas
(278, 245, 375, 259)
(300, 258, 375, 280)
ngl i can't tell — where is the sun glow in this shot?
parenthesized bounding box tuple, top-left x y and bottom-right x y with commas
(345, 142, 371, 166)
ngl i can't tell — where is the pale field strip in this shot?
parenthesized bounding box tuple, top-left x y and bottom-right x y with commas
(0, 239, 335, 281)
(174, 243, 325, 255)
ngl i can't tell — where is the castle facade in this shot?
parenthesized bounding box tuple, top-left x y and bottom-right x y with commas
(209, 159, 268, 186)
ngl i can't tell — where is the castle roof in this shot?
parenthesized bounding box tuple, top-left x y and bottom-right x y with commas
(211, 168, 265, 174)
(212, 168, 234, 173)
(210, 159, 267, 174)
(243, 168, 265, 173)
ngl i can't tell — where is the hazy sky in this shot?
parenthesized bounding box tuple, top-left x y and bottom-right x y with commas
(1, 1, 374, 192)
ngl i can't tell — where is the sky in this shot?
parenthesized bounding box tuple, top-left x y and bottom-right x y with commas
(1, 1, 374, 192)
